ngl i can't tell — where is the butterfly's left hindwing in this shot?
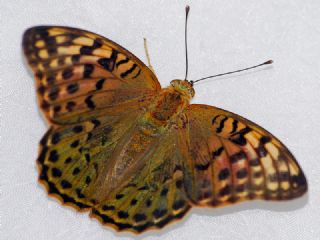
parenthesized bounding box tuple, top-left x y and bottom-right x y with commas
(37, 107, 151, 211)
(180, 104, 307, 206)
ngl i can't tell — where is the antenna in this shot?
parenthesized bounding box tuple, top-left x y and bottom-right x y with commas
(184, 5, 190, 80)
(190, 60, 273, 85)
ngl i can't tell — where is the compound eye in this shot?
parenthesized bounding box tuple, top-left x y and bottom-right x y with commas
(189, 88, 195, 97)
(170, 80, 177, 87)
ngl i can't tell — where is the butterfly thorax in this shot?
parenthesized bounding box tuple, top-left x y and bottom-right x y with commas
(146, 80, 194, 126)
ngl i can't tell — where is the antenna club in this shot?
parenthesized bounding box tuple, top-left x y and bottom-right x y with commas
(264, 60, 273, 65)
(186, 5, 190, 13)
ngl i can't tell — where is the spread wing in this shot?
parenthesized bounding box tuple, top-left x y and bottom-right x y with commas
(179, 104, 307, 207)
(23, 26, 177, 232)
(39, 114, 191, 233)
(90, 127, 192, 233)
(22, 26, 160, 125)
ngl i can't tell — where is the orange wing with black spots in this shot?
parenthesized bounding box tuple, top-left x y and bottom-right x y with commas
(180, 104, 307, 207)
(22, 26, 160, 125)
(37, 109, 191, 233)
(90, 127, 191, 233)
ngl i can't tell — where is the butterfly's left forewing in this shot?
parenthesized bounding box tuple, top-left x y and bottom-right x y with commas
(23, 26, 160, 125)
(179, 104, 307, 207)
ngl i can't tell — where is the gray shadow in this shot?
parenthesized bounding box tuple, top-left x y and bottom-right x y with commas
(109, 193, 308, 239)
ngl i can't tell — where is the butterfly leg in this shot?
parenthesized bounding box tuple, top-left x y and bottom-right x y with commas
(143, 38, 156, 74)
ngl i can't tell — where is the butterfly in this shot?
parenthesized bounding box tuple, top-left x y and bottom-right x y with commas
(22, 24, 307, 234)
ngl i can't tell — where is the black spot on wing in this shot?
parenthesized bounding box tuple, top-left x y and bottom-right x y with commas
(85, 95, 95, 109)
(51, 167, 62, 177)
(70, 140, 80, 148)
(72, 167, 80, 175)
(95, 78, 105, 90)
(97, 50, 117, 71)
(102, 205, 115, 211)
(85, 153, 91, 163)
(60, 180, 72, 189)
(235, 126, 252, 136)
(195, 162, 210, 171)
(66, 101, 76, 112)
(132, 69, 141, 79)
(64, 157, 72, 164)
(48, 150, 59, 162)
(66, 83, 79, 94)
(71, 54, 80, 63)
(260, 136, 271, 144)
(51, 132, 60, 144)
(152, 209, 167, 219)
(130, 199, 138, 206)
(249, 158, 260, 166)
(215, 116, 228, 133)
(115, 58, 129, 68)
(38, 85, 46, 95)
(72, 125, 83, 133)
(236, 168, 248, 179)
(218, 168, 230, 180)
(219, 185, 231, 197)
(120, 64, 137, 78)
(172, 200, 186, 210)
(118, 211, 129, 219)
(48, 87, 59, 101)
(91, 119, 101, 128)
(230, 120, 238, 134)
(230, 134, 247, 146)
(230, 151, 246, 164)
(212, 146, 224, 158)
(133, 213, 147, 222)
(62, 68, 73, 79)
(83, 64, 94, 78)
(85, 176, 91, 184)
(115, 194, 124, 200)
(160, 188, 168, 196)
(211, 115, 220, 125)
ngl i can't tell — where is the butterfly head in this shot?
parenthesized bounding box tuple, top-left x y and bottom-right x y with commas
(170, 80, 195, 98)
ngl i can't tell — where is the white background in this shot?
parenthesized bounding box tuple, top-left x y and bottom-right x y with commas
(1, 0, 320, 239)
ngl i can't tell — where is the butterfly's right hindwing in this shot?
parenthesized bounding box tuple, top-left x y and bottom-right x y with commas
(180, 104, 307, 207)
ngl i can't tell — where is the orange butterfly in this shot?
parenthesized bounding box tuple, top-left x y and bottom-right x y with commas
(22, 8, 307, 234)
